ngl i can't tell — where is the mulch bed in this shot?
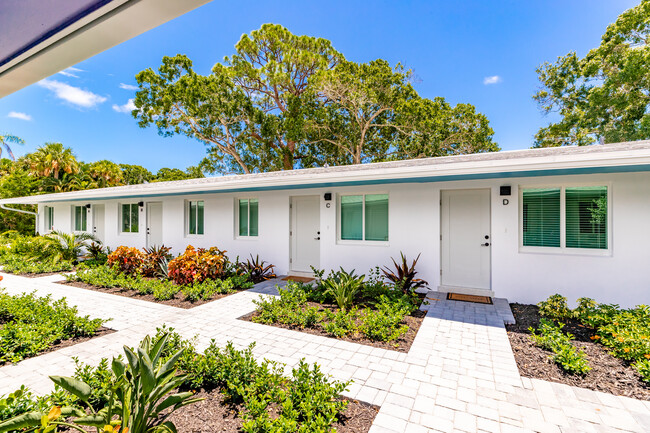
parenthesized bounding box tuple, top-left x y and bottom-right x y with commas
(240, 300, 425, 353)
(0, 326, 115, 366)
(507, 303, 650, 400)
(57, 281, 229, 309)
(166, 389, 378, 433)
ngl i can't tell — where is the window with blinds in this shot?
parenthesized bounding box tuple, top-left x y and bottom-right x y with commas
(340, 194, 388, 241)
(521, 186, 608, 250)
(74, 206, 87, 232)
(522, 188, 561, 247)
(188, 200, 204, 235)
(566, 186, 607, 249)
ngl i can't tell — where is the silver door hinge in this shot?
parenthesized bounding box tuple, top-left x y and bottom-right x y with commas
(440, 235, 442, 240)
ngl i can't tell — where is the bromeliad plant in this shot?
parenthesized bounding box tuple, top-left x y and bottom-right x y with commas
(141, 246, 172, 278)
(0, 333, 202, 433)
(381, 252, 428, 295)
(320, 268, 365, 311)
(239, 254, 276, 283)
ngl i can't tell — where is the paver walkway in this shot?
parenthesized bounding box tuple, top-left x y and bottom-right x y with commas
(1, 272, 649, 432)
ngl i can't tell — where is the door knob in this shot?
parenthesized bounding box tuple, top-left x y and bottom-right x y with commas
(485, 235, 490, 239)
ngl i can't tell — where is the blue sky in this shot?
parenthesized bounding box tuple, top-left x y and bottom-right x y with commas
(0, 0, 640, 171)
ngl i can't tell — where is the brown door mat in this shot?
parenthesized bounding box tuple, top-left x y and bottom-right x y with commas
(282, 276, 315, 283)
(447, 292, 493, 304)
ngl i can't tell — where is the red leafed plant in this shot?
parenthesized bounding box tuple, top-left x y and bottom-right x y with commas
(167, 245, 228, 285)
(141, 245, 173, 277)
(107, 246, 144, 275)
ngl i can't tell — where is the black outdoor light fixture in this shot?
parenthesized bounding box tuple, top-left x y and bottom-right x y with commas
(85, 204, 91, 209)
(324, 192, 332, 201)
(500, 185, 511, 205)
(138, 201, 144, 207)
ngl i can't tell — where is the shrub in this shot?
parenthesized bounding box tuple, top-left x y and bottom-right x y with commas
(253, 285, 323, 328)
(0, 291, 105, 364)
(538, 294, 572, 321)
(0, 256, 73, 275)
(634, 359, 650, 383)
(320, 268, 365, 310)
(168, 245, 228, 285)
(181, 276, 253, 302)
(381, 252, 428, 294)
(0, 386, 41, 423)
(529, 318, 590, 375)
(323, 308, 358, 337)
(107, 245, 144, 275)
(141, 245, 172, 277)
(360, 296, 410, 342)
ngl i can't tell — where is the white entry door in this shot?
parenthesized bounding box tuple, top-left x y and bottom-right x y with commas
(92, 204, 105, 242)
(441, 189, 491, 291)
(290, 196, 320, 273)
(146, 202, 163, 248)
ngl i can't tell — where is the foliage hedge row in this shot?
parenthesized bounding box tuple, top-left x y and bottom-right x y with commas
(536, 294, 650, 382)
(0, 290, 105, 364)
(68, 264, 253, 301)
(0, 328, 351, 433)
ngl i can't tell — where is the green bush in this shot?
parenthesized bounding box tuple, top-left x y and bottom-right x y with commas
(0, 387, 41, 423)
(538, 294, 572, 321)
(0, 256, 73, 274)
(320, 268, 365, 310)
(360, 296, 410, 342)
(634, 359, 650, 382)
(323, 308, 359, 337)
(253, 285, 324, 328)
(0, 291, 105, 364)
(529, 318, 590, 375)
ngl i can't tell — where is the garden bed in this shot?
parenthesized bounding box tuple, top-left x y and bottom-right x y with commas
(507, 303, 650, 400)
(241, 292, 426, 353)
(166, 390, 377, 433)
(58, 280, 233, 309)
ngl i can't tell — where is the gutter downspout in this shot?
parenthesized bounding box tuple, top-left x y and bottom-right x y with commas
(0, 204, 39, 234)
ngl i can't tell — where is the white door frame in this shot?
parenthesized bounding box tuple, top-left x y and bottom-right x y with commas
(289, 195, 321, 274)
(440, 188, 492, 296)
(92, 204, 105, 242)
(146, 202, 163, 248)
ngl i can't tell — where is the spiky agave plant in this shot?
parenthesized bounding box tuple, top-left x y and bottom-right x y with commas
(240, 254, 276, 283)
(381, 252, 428, 294)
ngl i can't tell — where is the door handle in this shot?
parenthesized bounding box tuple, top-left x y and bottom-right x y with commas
(314, 237, 320, 240)
(482, 242, 490, 247)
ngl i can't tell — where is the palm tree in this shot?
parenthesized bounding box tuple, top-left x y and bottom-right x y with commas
(45, 230, 99, 262)
(26, 142, 79, 179)
(88, 160, 124, 187)
(0, 134, 25, 160)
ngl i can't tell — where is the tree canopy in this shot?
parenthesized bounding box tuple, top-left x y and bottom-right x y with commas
(134, 24, 498, 173)
(534, 1, 650, 147)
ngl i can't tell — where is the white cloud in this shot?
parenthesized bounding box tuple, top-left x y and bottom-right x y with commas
(112, 98, 136, 113)
(38, 79, 107, 108)
(58, 67, 84, 78)
(7, 111, 32, 121)
(119, 83, 138, 91)
(483, 75, 502, 85)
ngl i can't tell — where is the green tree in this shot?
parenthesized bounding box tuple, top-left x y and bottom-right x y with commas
(154, 166, 204, 182)
(88, 160, 123, 187)
(0, 160, 37, 233)
(134, 24, 342, 174)
(119, 164, 154, 185)
(534, 1, 650, 146)
(0, 134, 24, 160)
(26, 142, 79, 179)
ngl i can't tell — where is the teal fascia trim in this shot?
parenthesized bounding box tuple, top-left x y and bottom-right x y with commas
(45, 163, 650, 203)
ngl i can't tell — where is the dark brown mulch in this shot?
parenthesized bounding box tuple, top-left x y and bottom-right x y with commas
(507, 303, 650, 400)
(57, 281, 229, 309)
(240, 300, 425, 353)
(0, 327, 115, 366)
(166, 389, 378, 433)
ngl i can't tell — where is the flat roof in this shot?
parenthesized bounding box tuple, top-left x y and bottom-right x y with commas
(3, 141, 650, 205)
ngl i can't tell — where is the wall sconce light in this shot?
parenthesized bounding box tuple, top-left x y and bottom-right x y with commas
(324, 193, 332, 201)
(138, 201, 144, 207)
(85, 204, 91, 209)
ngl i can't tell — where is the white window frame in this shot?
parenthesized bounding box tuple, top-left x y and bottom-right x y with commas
(185, 199, 205, 237)
(234, 197, 259, 239)
(519, 182, 612, 256)
(44, 206, 54, 232)
(337, 192, 390, 245)
(119, 203, 140, 234)
(72, 205, 88, 232)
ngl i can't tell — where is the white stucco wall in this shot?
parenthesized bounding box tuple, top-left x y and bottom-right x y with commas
(37, 171, 650, 307)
